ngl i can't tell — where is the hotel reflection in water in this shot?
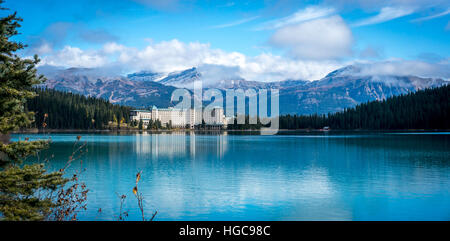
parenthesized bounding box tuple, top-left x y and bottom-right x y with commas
(133, 131, 229, 159)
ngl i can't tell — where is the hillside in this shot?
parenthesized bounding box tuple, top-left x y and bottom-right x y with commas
(41, 68, 175, 108)
(26, 88, 131, 130)
(24, 84, 450, 130)
(279, 84, 450, 130)
(38, 65, 447, 115)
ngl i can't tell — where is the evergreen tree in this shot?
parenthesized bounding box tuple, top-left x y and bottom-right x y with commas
(147, 120, 153, 130)
(26, 88, 131, 130)
(115, 115, 120, 129)
(277, 85, 450, 130)
(138, 119, 143, 130)
(0, 2, 67, 220)
(155, 120, 162, 129)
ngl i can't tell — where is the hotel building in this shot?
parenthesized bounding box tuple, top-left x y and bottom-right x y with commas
(130, 106, 227, 129)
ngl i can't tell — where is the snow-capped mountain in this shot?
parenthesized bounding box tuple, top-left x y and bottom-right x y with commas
(127, 71, 167, 82)
(40, 67, 176, 108)
(158, 67, 201, 87)
(277, 67, 447, 114)
(38, 65, 447, 115)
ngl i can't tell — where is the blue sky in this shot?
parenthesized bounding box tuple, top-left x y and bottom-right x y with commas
(3, 0, 450, 81)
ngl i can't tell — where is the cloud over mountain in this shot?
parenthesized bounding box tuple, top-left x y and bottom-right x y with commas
(38, 39, 345, 82)
(350, 60, 450, 79)
(37, 37, 449, 84)
(269, 15, 353, 60)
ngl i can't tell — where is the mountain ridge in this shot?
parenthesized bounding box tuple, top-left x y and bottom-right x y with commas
(38, 65, 448, 115)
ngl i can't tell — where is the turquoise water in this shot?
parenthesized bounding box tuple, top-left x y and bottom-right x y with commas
(11, 132, 450, 221)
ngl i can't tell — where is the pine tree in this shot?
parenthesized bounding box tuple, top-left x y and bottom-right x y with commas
(277, 85, 450, 130)
(26, 88, 131, 130)
(138, 119, 143, 130)
(147, 120, 153, 130)
(155, 119, 162, 129)
(0, 1, 68, 220)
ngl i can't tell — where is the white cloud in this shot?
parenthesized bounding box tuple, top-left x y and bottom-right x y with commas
(257, 6, 335, 30)
(239, 53, 344, 81)
(103, 42, 128, 54)
(31, 41, 53, 55)
(197, 64, 241, 83)
(325, 0, 449, 12)
(211, 16, 259, 29)
(39, 39, 344, 82)
(352, 7, 415, 27)
(126, 40, 344, 81)
(411, 9, 450, 22)
(41, 46, 108, 68)
(269, 16, 353, 60)
(350, 60, 450, 79)
(130, 40, 247, 73)
(39, 39, 449, 83)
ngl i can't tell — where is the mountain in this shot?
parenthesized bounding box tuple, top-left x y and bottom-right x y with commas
(127, 71, 166, 82)
(276, 66, 446, 114)
(129, 67, 283, 89)
(158, 67, 201, 87)
(279, 84, 450, 130)
(40, 67, 175, 108)
(38, 65, 448, 115)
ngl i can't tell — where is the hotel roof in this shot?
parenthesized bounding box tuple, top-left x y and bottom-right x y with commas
(132, 107, 224, 112)
(131, 109, 151, 112)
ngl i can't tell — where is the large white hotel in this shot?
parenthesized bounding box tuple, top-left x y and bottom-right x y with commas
(130, 106, 227, 129)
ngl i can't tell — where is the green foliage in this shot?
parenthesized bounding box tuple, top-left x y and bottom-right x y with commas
(145, 119, 161, 130)
(0, 7, 44, 133)
(0, 140, 48, 164)
(0, 1, 70, 221)
(0, 164, 66, 196)
(155, 119, 162, 129)
(279, 85, 450, 130)
(227, 115, 263, 130)
(138, 119, 143, 130)
(26, 88, 131, 130)
(146, 119, 153, 130)
(0, 164, 68, 220)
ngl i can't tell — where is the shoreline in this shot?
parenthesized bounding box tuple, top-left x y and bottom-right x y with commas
(12, 128, 450, 134)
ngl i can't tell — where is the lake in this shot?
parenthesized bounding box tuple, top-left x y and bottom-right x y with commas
(11, 132, 450, 221)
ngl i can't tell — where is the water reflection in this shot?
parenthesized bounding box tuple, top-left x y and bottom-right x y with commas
(133, 131, 228, 160)
(10, 132, 450, 220)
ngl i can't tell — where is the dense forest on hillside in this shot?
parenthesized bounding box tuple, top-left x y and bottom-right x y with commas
(279, 84, 449, 130)
(26, 88, 131, 129)
(25, 85, 449, 130)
